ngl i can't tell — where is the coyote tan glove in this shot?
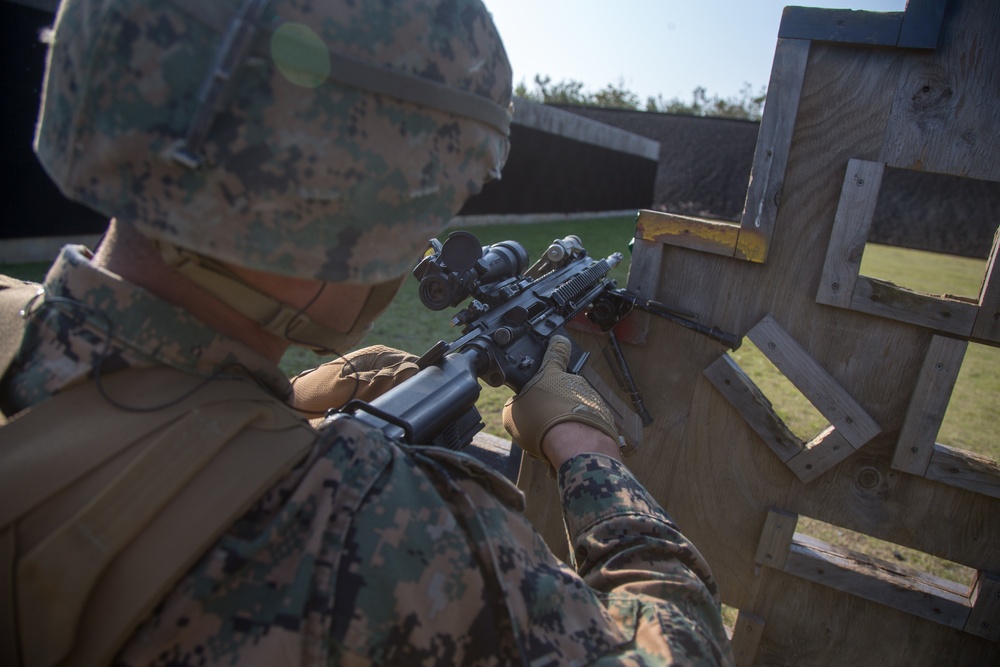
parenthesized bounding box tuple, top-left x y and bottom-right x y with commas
(290, 345, 419, 417)
(502, 335, 620, 459)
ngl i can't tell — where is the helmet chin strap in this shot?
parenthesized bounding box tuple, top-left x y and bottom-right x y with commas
(157, 242, 398, 354)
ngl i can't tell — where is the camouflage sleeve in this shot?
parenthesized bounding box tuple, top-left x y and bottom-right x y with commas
(558, 453, 735, 664)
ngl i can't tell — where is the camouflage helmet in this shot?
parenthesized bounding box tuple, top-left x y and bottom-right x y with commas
(34, 0, 512, 284)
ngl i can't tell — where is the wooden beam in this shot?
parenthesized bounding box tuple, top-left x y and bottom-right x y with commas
(785, 427, 858, 485)
(703, 354, 803, 464)
(635, 210, 738, 258)
(737, 39, 810, 263)
(896, 0, 949, 49)
(778, 6, 903, 45)
(817, 160, 885, 309)
(746, 315, 881, 448)
(784, 533, 973, 631)
(879, 4, 1000, 182)
(926, 443, 1000, 500)
(730, 611, 766, 667)
(965, 571, 1000, 642)
(617, 236, 663, 345)
(891, 335, 968, 476)
(850, 276, 980, 337)
(754, 508, 798, 571)
(971, 228, 1000, 345)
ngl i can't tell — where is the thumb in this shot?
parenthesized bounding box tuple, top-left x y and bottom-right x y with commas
(540, 335, 571, 373)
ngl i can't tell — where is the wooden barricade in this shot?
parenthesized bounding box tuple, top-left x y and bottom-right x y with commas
(518, 0, 999, 663)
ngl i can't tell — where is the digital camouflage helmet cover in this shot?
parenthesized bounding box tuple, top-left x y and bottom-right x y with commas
(34, 0, 513, 285)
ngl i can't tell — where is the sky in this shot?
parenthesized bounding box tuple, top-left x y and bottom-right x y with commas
(486, 0, 907, 104)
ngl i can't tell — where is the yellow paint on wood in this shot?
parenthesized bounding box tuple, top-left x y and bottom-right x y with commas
(733, 227, 769, 263)
(635, 210, 739, 257)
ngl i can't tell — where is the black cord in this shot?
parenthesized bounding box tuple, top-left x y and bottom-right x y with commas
(24, 292, 291, 413)
(25, 279, 369, 416)
(279, 281, 364, 413)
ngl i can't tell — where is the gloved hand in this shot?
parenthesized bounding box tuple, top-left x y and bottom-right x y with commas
(290, 345, 419, 417)
(502, 335, 620, 460)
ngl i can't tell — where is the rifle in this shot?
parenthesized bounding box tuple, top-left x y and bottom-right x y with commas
(330, 230, 739, 453)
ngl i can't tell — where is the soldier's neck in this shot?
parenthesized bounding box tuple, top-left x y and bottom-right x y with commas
(91, 219, 290, 364)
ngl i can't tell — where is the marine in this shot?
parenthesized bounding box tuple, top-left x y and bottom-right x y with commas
(0, 0, 735, 664)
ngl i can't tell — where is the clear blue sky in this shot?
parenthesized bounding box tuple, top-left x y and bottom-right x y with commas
(486, 0, 906, 104)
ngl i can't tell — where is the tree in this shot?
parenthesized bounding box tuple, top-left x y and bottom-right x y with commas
(645, 83, 766, 120)
(516, 76, 766, 121)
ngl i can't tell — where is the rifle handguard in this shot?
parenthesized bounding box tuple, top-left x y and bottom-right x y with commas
(502, 336, 620, 460)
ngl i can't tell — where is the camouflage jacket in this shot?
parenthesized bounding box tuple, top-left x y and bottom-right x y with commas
(2, 247, 734, 665)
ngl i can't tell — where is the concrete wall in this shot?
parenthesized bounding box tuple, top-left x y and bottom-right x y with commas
(459, 100, 660, 216)
(553, 105, 759, 222)
(2, 1, 109, 246)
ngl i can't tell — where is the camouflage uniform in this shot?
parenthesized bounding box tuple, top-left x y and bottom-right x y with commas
(4, 0, 734, 663)
(2, 248, 733, 665)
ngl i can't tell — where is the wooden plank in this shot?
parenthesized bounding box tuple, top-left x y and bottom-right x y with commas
(754, 508, 798, 571)
(703, 354, 803, 463)
(618, 236, 662, 345)
(971, 228, 1000, 345)
(896, 0, 949, 49)
(891, 335, 968, 476)
(925, 443, 1000, 500)
(635, 210, 739, 258)
(785, 427, 857, 484)
(746, 315, 882, 447)
(737, 39, 810, 263)
(965, 571, 1000, 642)
(778, 6, 903, 46)
(784, 533, 973, 632)
(625, 235, 663, 300)
(850, 276, 980, 337)
(817, 160, 885, 309)
(730, 611, 766, 667)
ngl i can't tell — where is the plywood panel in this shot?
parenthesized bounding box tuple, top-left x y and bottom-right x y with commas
(661, 39, 914, 612)
(752, 570, 998, 666)
(880, 0, 1000, 181)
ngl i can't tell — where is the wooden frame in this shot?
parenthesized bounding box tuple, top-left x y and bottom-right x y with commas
(891, 334, 1000, 499)
(814, 158, 1000, 497)
(636, 0, 950, 268)
(730, 508, 1000, 660)
(704, 315, 881, 483)
(778, 0, 948, 49)
(634, 36, 812, 265)
(817, 158, 1000, 345)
